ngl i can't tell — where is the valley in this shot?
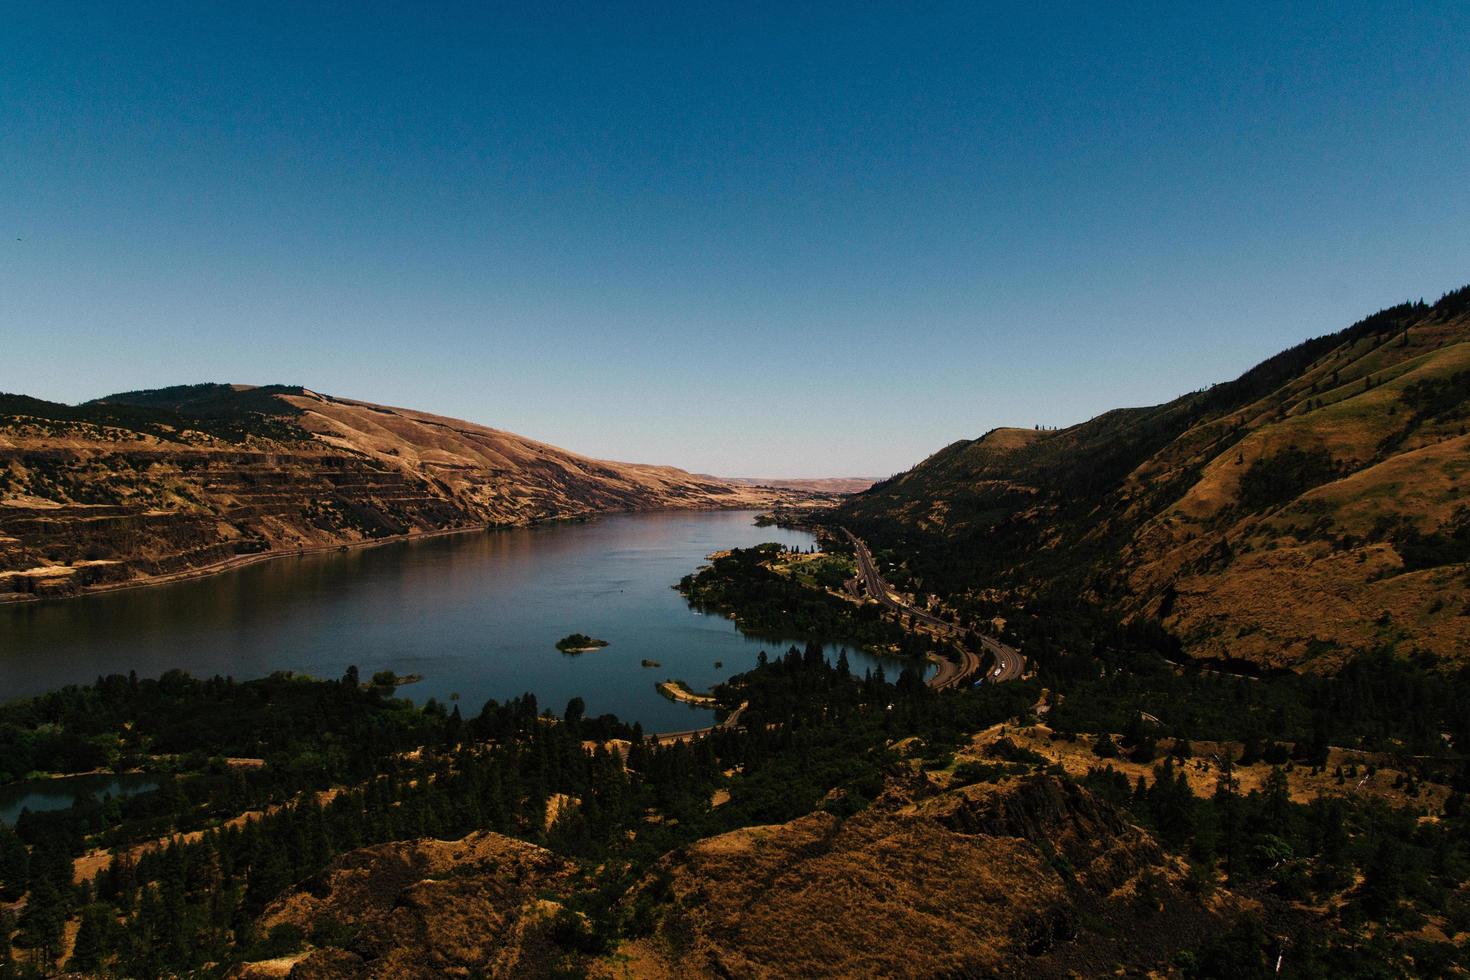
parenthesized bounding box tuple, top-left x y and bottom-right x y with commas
(0, 385, 826, 601)
(2, 293, 1468, 979)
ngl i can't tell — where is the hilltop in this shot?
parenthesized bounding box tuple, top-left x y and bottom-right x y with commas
(841, 286, 1470, 669)
(0, 384, 809, 599)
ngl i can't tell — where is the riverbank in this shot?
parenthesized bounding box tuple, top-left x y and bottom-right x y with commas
(0, 510, 888, 731)
(657, 679, 717, 707)
(0, 521, 501, 605)
(0, 500, 804, 606)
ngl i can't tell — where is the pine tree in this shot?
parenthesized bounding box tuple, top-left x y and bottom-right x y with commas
(0, 827, 27, 901)
(67, 903, 113, 973)
(18, 871, 65, 965)
(1263, 766, 1292, 835)
(1215, 757, 1241, 883)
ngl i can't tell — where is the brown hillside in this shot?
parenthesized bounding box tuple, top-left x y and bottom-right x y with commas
(712, 475, 879, 494)
(613, 773, 1233, 979)
(0, 385, 805, 600)
(843, 287, 1470, 668)
(230, 775, 1233, 979)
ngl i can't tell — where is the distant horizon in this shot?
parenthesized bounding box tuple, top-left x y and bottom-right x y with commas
(5, 5, 1468, 476)
(5, 270, 1464, 481)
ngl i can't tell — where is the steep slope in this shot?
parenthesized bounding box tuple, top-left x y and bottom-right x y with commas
(0, 384, 796, 599)
(229, 775, 1235, 979)
(842, 286, 1470, 669)
(611, 773, 1232, 978)
(233, 832, 578, 979)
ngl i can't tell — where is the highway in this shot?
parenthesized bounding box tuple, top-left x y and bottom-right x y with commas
(844, 530, 1024, 689)
(651, 534, 1024, 740)
(653, 700, 748, 746)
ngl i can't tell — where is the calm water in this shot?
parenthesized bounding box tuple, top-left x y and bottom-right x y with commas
(0, 511, 922, 732)
(1, 773, 160, 825)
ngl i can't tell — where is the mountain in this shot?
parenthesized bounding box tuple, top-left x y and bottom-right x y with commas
(0, 384, 805, 600)
(712, 476, 879, 494)
(841, 286, 1470, 670)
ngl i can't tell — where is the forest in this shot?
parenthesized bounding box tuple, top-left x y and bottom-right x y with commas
(1, 539, 1467, 976)
(0, 648, 1032, 977)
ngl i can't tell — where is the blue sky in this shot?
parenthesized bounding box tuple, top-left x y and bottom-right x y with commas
(3, 3, 1467, 476)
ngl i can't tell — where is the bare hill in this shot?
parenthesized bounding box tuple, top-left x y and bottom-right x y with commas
(0, 385, 805, 600)
(711, 476, 879, 494)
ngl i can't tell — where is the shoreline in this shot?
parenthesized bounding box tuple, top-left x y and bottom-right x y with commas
(0, 521, 502, 606)
(657, 679, 717, 707)
(0, 503, 779, 607)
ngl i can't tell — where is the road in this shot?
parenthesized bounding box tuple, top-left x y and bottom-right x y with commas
(844, 530, 1024, 689)
(651, 533, 1024, 739)
(653, 700, 748, 746)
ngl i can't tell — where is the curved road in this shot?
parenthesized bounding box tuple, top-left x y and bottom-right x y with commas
(652, 534, 1024, 739)
(844, 530, 1024, 689)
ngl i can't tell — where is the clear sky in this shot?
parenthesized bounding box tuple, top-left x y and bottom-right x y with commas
(3, 3, 1467, 477)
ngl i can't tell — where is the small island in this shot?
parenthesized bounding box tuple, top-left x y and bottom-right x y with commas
(364, 669, 423, 691)
(555, 633, 609, 653)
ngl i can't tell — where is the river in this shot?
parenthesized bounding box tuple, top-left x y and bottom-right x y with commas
(0, 773, 161, 825)
(0, 510, 923, 732)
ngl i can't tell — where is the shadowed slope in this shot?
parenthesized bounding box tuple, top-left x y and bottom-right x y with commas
(843, 286, 1470, 668)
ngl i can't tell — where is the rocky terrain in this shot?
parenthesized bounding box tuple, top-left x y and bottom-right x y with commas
(842, 286, 1470, 669)
(615, 773, 1232, 979)
(0, 384, 807, 600)
(232, 833, 577, 979)
(230, 774, 1234, 979)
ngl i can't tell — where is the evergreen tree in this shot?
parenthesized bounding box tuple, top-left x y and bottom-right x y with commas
(67, 903, 113, 973)
(17, 872, 65, 965)
(0, 909, 13, 980)
(0, 827, 26, 901)
(1215, 759, 1241, 883)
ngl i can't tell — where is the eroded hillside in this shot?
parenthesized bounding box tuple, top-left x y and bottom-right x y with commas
(228, 774, 1236, 979)
(0, 384, 796, 599)
(842, 287, 1470, 669)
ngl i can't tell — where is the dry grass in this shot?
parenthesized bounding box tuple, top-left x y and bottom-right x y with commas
(617, 774, 1238, 978)
(960, 723, 1453, 814)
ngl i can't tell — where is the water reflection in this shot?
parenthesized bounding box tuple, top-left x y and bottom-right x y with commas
(0, 511, 927, 731)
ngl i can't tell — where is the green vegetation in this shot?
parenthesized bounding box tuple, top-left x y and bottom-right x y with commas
(1083, 753, 1469, 976)
(0, 385, 308, 445)
(677, 535, 1470, 974)
(1237, 447, 1340, 511)
(679, 544, 912, 652)
(555, 633, 609, 653)
(0, 647, 1029, 976)
(1, 556, 1466, 975)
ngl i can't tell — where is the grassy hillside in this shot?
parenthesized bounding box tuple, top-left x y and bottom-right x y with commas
(841, 286, 1470, 669)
